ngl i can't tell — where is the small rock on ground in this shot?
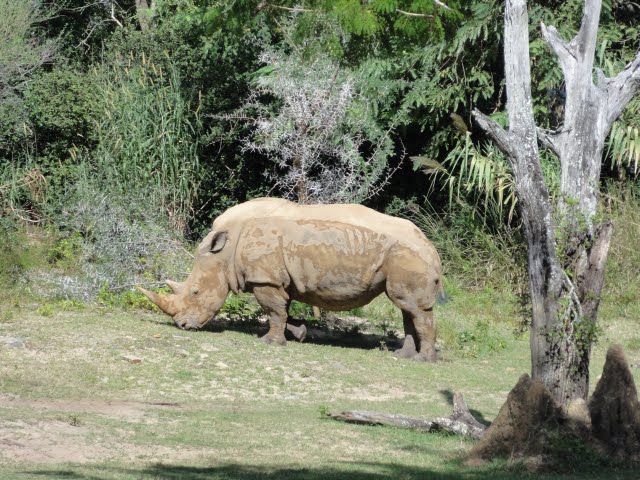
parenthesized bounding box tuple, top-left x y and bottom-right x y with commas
(122, 355, 142, 364)
(0, 337, 26, 348)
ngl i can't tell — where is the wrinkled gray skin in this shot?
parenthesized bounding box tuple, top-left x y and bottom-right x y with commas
(139, 198, 445, 361)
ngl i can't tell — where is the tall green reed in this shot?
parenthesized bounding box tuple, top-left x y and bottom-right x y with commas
(89, 52, 203, 231)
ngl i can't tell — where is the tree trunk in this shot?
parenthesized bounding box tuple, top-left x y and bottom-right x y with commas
(292, 155, 309, 204)
(474, 0, 565, 404)
(135, 0, 154, 31)
(474, 0, 640, 406)
(535, 0, 634, 402)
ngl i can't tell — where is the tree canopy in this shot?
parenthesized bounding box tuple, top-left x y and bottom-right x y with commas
(0, 0, 638, 231)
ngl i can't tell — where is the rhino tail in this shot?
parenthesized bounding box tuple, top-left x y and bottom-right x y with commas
(436, 279, 448, 305)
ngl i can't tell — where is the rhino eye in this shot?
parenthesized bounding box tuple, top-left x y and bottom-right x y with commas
(191, 288, 200, 296)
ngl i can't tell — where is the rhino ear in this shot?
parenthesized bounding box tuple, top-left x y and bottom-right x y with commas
(210, 231, 228, 253)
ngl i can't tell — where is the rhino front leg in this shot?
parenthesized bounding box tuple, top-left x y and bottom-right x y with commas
(412, 308, 437, 362)
(253, 285, 289, 346)
(386, 270, 437, 362)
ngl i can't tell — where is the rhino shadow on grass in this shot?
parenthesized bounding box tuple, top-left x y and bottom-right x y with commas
(141, 311, 404, 351)
(206, 315, 404, 351)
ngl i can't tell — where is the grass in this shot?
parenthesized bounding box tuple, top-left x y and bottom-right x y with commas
(0, 285, 639, 479)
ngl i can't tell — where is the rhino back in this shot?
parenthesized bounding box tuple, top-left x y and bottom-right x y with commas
(211, 197, 292, 231)
(214, 198, 427, 248)
(212, 198, 440, 274)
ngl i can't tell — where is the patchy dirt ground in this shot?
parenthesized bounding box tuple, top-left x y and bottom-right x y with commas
(0, 396, 212, 464)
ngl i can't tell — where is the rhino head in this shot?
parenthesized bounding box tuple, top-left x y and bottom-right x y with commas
(138, 231, 232, 330)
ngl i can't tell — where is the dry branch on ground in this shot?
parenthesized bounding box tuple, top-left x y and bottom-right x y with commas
(329, 392, 486, 439)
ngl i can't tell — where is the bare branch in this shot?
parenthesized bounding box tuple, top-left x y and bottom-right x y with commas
(393, 0, 452, 17)
(110, 3, 123, 28)
(329, 393, 485, 439)
(595, 68, 607, 87)
(540, 0, 601, 85)
(542, 0, 604, 136)
(562, 270, 584, 322)
(536, 127, 561, 157)
(540, 22, 577, 79)
(575, 0, 602, 72)
(472, 109, 513, 157)
(605, 51, 640, 124)
(503, 0, 537, 137)
(257, 2, 315, 12)
(77, 20, 105, 48)
(396, 9, 433, 18)
(434, 0, 451, 10)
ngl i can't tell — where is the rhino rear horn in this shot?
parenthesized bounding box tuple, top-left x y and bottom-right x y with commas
(137, 286, 178, 316)
(165, 279, 185, 295)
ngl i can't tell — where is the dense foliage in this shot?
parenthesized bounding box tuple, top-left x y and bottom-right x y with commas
(0, 0, 638, 298)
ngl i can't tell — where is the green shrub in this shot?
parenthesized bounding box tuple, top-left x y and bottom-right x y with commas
(0, 221, 51, 289)
(288, 301, 314, 322)
(97, 287, 158, 311)
(393, 199, 528, 294)
(48, 232, 83, 269)
(0, 0, 57, 157)
(23, 171, 193, 302)
(55, 299, 86, 311)
(455, 319, 507, 358)
(0, 162, 48, 225)
(220, 293, 262, 321)
(604, 184, 640, 304)
(35, 299, 86, 317)
(25, 65, 102, 161)
(36, 303, 55, 317)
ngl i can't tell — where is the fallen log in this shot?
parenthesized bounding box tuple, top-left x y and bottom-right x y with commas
(329, 393, 486, 440)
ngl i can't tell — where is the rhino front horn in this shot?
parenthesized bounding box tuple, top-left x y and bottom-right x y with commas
(165, 279, 185, 295)
(137, 286, 178, 316)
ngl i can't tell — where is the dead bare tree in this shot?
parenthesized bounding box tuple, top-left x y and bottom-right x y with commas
(473, 0, 640, 406)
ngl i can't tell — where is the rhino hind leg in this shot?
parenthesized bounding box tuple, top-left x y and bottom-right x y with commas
(286, 319, 307, 342)
(393, 311, 419, 358)
(253, 285, 288, 346)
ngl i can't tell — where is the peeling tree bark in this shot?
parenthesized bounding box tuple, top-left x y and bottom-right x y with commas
(473, 0, 640, 406)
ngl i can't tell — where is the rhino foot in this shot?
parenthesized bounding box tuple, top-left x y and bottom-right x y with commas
(286, 322, 307, 342)
(260, 334, 287, 346)
(412, 350, 438, 363)
(393, 334, 418, 359)
(393, 346, 418, 359)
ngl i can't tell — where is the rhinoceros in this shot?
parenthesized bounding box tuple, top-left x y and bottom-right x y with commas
(139, 198, 444, 361)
